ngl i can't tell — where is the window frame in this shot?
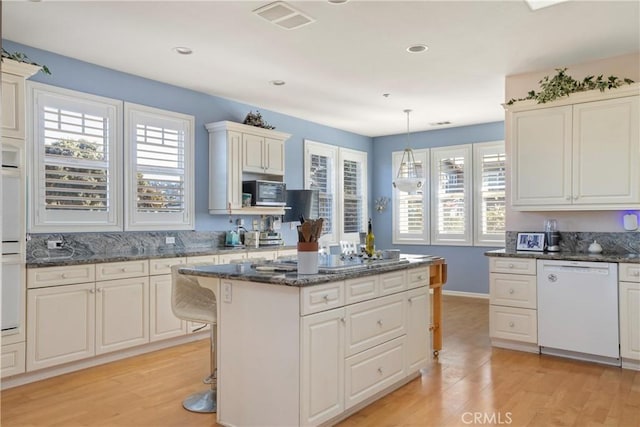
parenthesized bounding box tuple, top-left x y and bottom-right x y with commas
(392, 148, 430, 245)
(123, 102, 195, 231)
(304, 140, 338, 244)
(473, 141, 506, 246)
(27, 82, 123, 232)
(338, 147, 368, 242)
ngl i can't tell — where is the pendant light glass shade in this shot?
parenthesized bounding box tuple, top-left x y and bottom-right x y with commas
(393, 109, 423, 193)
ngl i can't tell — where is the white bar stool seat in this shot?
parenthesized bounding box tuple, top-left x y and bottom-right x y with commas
(171, 267, 217, 413)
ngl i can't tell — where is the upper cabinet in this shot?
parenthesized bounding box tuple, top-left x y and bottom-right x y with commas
(2, 60, 40, 141)
(206, 121, 290, 215)
(507, 83, 640, 211)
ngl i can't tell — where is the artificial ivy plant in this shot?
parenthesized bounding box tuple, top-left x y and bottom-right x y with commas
(506, 68, 634, 105)
(1, 48, 51, 74)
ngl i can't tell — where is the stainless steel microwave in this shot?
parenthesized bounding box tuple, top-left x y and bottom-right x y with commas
(242, 180, 286, 206)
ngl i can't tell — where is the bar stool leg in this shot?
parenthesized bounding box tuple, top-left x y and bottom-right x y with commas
(182, 325, 217, 413)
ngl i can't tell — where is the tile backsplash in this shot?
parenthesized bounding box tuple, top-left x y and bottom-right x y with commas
(506, 231, 639, 254)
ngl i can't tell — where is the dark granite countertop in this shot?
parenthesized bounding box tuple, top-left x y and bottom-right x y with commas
(26, 245, 297, 268)
(485, 249, 640, 263)
(178, 254, 444, 287)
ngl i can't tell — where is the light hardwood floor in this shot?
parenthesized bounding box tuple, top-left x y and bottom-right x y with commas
(2, 295, 638, 426)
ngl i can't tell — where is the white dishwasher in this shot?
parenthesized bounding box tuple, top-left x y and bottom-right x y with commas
(537, 259, 620, 366)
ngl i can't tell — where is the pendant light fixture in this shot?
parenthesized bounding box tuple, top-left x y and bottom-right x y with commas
(393, 109, 423, 193)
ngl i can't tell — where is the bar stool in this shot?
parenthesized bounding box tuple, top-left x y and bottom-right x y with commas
(171, 267, 217, 413)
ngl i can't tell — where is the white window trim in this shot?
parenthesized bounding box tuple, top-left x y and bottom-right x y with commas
(392, 148, 430, 245)
(304, 140, 338, 245)
(473, 141, 506, 246)
(430, 144, 473, 246)
(124, 102, 194, 231)
(338, 147, 368, 242)
(27, 82, 123, 232)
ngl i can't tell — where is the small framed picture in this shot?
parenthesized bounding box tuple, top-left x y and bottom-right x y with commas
(516, 232, 545, 251)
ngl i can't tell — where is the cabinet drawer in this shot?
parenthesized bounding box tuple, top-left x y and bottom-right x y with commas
(489, 305, 537, 344)
(490, 257, 536, 275)
(407, 267, 429, 289)
(345, 293, 405, 356)
(301, 281, 345, 316)
(344, 336, 406, 410)
(96, 260, 149, 281)
(219, 252, 247, 264)
(186, 255, 219, 265)
(149, 257, 187, 275)
(27, 264, 95, 288)
(1, 342, 25, 378)
(620, 263, 640, 283)
(345, 276, 379, 305)
(379, 270, 407, 296)
(490, 273, 537, 309)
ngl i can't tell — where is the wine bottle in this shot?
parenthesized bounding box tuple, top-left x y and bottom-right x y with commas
(365, 218, 375, 257)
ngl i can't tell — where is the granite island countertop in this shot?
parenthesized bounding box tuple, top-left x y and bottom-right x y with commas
(178, 254, 445, 287)
(486, 248, 640, 263)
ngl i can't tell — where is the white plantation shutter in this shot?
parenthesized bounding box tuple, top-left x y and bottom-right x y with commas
(305, 140, 337, 242)
(474, 141, 506, 245)
(431, 145, 472, 245)
(29, 83, 122, 231)
(339, 148, 368, 241)
(392, 149, 430, 244)
(124, 103, 194, 230)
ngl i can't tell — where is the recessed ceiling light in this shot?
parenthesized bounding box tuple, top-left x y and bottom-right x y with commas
(270, 80, 286, 86)
(429, 121, 452, 126)
(525, 0, 569, 11)
(173, 47, 193, 55)
(328, 0, 348, 4)
(382, 93, 391, 98)
(406, 44, 428, 53)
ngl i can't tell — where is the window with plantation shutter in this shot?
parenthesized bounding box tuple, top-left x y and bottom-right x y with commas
(392, 149, 430, 244)
(124, 103, 194, 230)
(339, 148, 368, 241)
(28, 83, 122, 232)
(474, 141, 506, 246)
(431, 145, 472, 245)
(304, 140, 337, 243)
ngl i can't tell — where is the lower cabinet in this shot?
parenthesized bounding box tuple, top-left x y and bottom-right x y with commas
(619, 263, 640, 369)
(299, 274, 429, 426)
(149, 275, 187, 341)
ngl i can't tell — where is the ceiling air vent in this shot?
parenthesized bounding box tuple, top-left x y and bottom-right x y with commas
(253, 1, 315, 30)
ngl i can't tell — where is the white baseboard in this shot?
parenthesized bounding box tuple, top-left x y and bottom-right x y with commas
(438, 289, 489, 299)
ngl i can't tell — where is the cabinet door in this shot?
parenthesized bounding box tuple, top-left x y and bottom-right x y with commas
(300, 308, 345, 426)
(264, 137, 285, 175)
(242, 133, 265, 173)
(95, 277, 149, 355)
(149, 275, 187, 342)
(572, 96, 639, 205)
(1, 72, 26, 139)
(405, 287, 429, 374)
(27, 283, 96, 371)
(510, 106, 572, 207)
(620, 281, 640, 361)
(219, 252, 247, 264)
(1, 342, 25, 378)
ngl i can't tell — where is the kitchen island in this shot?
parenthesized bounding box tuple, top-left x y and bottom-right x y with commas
(176, 255, 446, 427)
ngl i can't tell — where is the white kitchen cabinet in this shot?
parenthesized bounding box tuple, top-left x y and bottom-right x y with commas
(1, 342, 26, 378)
(2, 60, 40, 139)
(218, 252, 247, 264)
(405, 286, 429, 375)
(508, 84, 640, 210)
(149, 257, 188, 342)
(242, 134, 285, 175)
(26, 282, 96, 371)
(619, 263, 640, 369)
(206, 121, 290, 215)
(300, 307, 345, 426)
(2, 258, 26, 347)
(489, 257, 538, 352)
(95, 276, 150, 355)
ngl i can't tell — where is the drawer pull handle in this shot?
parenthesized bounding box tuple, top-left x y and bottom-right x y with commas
(408, 297, 413, 304)
(89, 289, 95, 294)
(377, 320, 383, 326)
(121, 268, 127, 272)
(340, 317, 346, 323)
(417, 275, 425, 280)
(508, 263, 514, 268)
(97, 287, 102, 292)
(508, 321, 515, 328)
(323, 295, 329, 302)
(377, 368, 383, 375)
(61, 273, 67, 279)
(509, 288, 515, 294)
(632, 271, 639, 276)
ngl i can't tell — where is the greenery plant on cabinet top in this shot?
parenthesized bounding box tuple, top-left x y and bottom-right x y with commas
(1, 48, 51, 74)
(506, 68, 634, 105)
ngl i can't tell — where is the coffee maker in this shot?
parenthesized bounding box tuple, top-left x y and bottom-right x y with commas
(544, 219, 560, 252)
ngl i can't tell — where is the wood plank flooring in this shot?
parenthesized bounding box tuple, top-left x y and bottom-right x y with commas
(2, 295, 639, 426)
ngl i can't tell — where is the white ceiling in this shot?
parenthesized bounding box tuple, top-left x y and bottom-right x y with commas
(3, 0, 639, 137)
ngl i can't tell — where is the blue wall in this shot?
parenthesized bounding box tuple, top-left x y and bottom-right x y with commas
(3, 40, 373, 244)
(6, 40, 505, 294)
(371, 122, 505, 294)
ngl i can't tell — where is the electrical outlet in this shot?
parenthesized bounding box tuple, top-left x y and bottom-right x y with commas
(47, 240, 63, 249)
(223, 282, 232, 303)
(236, 218, 244, 227)
(252, 219, 259, 230)
(165, 236, 175, 245)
